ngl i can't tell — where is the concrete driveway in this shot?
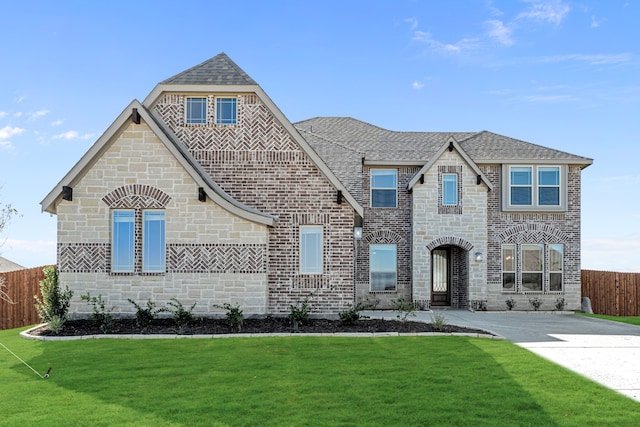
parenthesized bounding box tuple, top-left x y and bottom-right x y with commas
(367, 310, 640, 402)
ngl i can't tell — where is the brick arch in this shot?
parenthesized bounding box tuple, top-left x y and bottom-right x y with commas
(426, 236, 474, 252)
(497, 223, 569, 243)
(364, 230, 403, 244)
(102, 184, 171, 209)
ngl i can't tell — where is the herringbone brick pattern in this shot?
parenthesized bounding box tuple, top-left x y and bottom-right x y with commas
(167, 243, 266, 273)
(58, 243, 108, 272)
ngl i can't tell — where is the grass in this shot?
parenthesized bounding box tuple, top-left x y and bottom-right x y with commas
(577, 312, 640, 326)
(1, 326, 639, 426)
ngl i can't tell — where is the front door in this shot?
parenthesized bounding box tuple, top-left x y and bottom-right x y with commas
(431, 248, 450, 306)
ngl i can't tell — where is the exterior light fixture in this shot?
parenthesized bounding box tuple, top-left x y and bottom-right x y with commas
(353, 227, 363, 240)
(475, 252, 483, 262)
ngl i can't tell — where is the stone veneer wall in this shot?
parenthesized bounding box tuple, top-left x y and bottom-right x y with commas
(57, 121, 270, 317)
(483, 164, 583, 311)
(354, 166, 417, 309)
(412, 150, 489, 308)
(154, 94, 355, 313)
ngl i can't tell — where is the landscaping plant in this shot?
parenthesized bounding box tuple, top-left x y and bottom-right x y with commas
(289, 293, 313, 332)
(166, 298, 196, 332)
(392, 297, 416, 321)
(33, 266, 73, 334)
(505, 297, 517, 311)
(81, 292, 115, 333)
(127, 299, 164, 330)
(528, 296, 543, 311)
(213, 302, 244, 332)
(554, 297, 567, 311)
(338, 301, 369, 325)
(431, 312, 447, 331)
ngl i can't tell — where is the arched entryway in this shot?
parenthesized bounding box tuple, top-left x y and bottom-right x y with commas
(427, 237, 473, 308)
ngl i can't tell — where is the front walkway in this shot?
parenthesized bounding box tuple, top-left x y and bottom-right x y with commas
(364, 309, 640, 402)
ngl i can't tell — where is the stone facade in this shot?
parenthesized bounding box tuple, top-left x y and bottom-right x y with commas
(57, 122, 270, 316)
(154, 94, 355, 313)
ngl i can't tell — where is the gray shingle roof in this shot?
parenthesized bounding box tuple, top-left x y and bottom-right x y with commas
(295, 117, 592, 204)
(160, 53, 257, 85)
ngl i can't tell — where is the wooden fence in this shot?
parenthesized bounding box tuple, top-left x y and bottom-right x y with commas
(0, 266, 47, 330)
(582, 269, 640, 316)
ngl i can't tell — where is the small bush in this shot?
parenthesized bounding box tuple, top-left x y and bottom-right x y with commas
(166, 298, 196, 331)
(392, 298, 416, 321)
(528, 296, 543, 311)
(431, 312, 447, 331)
(128, 299, 164, 329)
(555, 297, 567, 311)
(338, 302, 369, 325)
(505, 298, 517, 311)
(47, 315, 66, 335)
(34, 266, 73, 325)
(213, 302, 244, 332)
(81, 292, 115, 333)
(290, 294, 313, 332)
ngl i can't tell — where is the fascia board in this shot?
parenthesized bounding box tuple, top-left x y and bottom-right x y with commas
(143, 84, 259, 107)
(363, 160, 426, 166)
(474, 158, 593, 168)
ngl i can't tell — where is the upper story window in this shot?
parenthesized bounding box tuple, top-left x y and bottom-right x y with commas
(371, 169, 397, 208)
(442, 173, 458, 206)
(502, 165, 566, 212)
(216, 97, 237, 125)
(185, 97, 207, 125)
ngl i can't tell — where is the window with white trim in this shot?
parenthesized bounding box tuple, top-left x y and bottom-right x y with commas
(216, 97, 237, 125)
(371, 169, 397, 208)
(112, 209, 166, 273)
(300, 225, 323, 274)
(501, 243, 564, 293)
(442, 173, 458, 206)
(503, 165, 565, 211)
(186, 97, 207, 125)
(370, 244, 397, 291)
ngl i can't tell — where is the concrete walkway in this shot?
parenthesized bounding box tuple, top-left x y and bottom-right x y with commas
(364, 310, 640, 402)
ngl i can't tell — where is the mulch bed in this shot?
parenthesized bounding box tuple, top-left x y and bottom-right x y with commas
(30, 317, 491, 337)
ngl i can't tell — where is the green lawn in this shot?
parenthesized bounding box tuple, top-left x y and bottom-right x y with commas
(1, 326, 638, 426)
(578, 312, 640, 326)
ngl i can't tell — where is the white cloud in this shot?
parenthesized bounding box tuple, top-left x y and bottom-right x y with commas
(413, 30, 480, 53)
(412, 81, 425, 90)
(53, 130, 93, 140)
(29, 110, 49, 120)
(0, 140, 13, 150)
(523, 94, 575, 103)
(517, 0, 570, 26)
(541, 53, 632, 66)
(404, 17, 418, 31)
(51, 119, 64, 126)
(13, 112, 22, 118)
(485, 20, 514, 46)
(582, 238, 640, 272)
(0, 125, 25, 140)
(590, 15, 600, 28)
(0, 111, 7, 119)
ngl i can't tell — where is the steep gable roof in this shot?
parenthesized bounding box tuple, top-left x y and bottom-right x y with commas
(0, 256, 25, 272)
(40, 100, 278, 227)
(160, 53, 257, 85)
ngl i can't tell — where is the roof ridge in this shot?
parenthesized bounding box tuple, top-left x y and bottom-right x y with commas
(296, 125, 365, 157)
(159, 52, 257, 85)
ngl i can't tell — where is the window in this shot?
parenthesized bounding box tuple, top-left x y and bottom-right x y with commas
(502, 244, 516, 291)
(442, 173, 458, 206)
(216, 97, 237, 125)
(503, 165, 565, 211)
(112, 210, 135, 272)
(186, 97, 207, 125)
(522, 244, 543, 291)
(143, 211, 166, 272)
(549, 244, 563, 291)
(300, 226, 323, 274)
(111, 209, 166, 273)
(539, 167, 560, 206)
(371, 169, 397, 208)
(370, 244, 397, 291)
(510, 166, 532, 206)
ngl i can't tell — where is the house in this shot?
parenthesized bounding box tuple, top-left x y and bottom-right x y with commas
(0, 256, 25, 273)
(41, 53, 592, 316)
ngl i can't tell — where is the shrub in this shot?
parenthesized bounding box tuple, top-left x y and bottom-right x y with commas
(127, 299, 164, 329)
(555, 297, 567, 311)
(34, 266, 73, 326)
(392, 298, 416, 321)
(213, 302, 244, 332)
(505, 298, 517, 311)
(338, 302, 369, 325)
(47, 315, 66, 335)
(290, 294, 313, 332)
(528, 296, 543, 311)
(431, 312, 447, 331)
(80, 292, 115, 333)
(166, 298, 196, 331)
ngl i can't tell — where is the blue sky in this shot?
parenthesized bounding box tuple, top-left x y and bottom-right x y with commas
(0, 0, 638, 271)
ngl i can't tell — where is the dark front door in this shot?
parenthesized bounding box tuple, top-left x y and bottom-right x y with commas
(431, 248, 450, 306)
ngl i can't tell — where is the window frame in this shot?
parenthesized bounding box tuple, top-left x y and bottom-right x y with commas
(299, 225, 323, 275)
(142, 210, 166, 273)
(502, 243, 565, 293)
(112, 210, 135, 273)
(370, 169, 397, 208)
(215, 97, 237, 125)
(369, 244, 397, 291)
(549, 244, 563, 291)
(501, 244, 516, 292)
(185, 97, 208, 125)
(442, 173, 458, 206)
(502, 165, 566, 212)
